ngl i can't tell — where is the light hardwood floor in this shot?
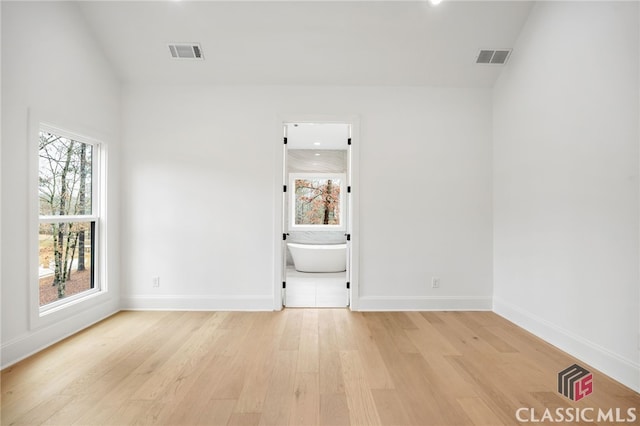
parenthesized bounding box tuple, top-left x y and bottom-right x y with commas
(1, 310, 638, 425)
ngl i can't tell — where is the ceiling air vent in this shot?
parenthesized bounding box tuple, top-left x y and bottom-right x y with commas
(476, 49, 511, 65)
(168, 43, 204, 60)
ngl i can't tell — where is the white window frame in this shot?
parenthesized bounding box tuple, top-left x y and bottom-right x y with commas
(289, 172, 346, 231)
(29, 114, 110, 329)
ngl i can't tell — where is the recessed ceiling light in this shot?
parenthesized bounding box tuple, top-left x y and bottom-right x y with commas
(313, 142, 321, 146)
(429, 0, 443, 5)
(314, 153, 321, 156)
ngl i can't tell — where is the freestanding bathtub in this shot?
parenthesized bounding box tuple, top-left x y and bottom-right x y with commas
(287, 243, 347, 273)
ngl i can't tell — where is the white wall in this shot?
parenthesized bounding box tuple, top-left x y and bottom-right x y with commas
(1, 2, 121, 366)
(121, 85, 493, 311)
(493, 2, 640, 391)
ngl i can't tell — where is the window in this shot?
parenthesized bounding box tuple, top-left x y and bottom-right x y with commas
(37, 126, 101, 312)
(289, 173, 346, 230)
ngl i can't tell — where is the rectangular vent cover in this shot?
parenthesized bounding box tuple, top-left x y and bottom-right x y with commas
(476, 49, 511, 65)
(168, 43, 204, 60)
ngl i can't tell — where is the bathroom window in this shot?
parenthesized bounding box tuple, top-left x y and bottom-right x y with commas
(37, 126, 102, 313)
(289, 173, 346, 230)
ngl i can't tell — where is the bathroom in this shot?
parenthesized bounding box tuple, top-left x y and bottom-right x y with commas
(283, 122, 351, 308)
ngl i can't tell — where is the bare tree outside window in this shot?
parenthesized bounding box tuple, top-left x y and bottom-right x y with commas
(38, 131, 94, 306)
(294, 177, 342, 226)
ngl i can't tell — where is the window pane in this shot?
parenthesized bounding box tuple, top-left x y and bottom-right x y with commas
(294, 178, 341, 225)
(39, 221, 94, 307)
(39, 131, 92, 216)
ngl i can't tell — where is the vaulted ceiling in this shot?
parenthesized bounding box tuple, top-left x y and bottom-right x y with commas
(78, 1, 533, 87)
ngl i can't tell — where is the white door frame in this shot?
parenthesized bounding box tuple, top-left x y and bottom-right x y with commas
(273, 114, 360, 311)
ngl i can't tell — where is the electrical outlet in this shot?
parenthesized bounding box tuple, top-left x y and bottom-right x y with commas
(432, 277, 440, 289)
(152, 276, 160, 288)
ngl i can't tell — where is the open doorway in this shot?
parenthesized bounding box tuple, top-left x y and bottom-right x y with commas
(280, 122, 353, 308)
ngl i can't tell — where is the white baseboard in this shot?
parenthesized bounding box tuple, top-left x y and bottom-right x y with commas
(357, 295, 492, 311)
(1, 304, 119, 369)
(493, 297, 640, 393)
(120, 294, 275, 311)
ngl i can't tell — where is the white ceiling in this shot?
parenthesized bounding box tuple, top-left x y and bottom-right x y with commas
(78, 1, 533, 87)
(286, 123, 350, 150)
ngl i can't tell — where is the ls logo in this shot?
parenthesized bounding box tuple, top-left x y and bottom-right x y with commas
(558, 364, 593, 401)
